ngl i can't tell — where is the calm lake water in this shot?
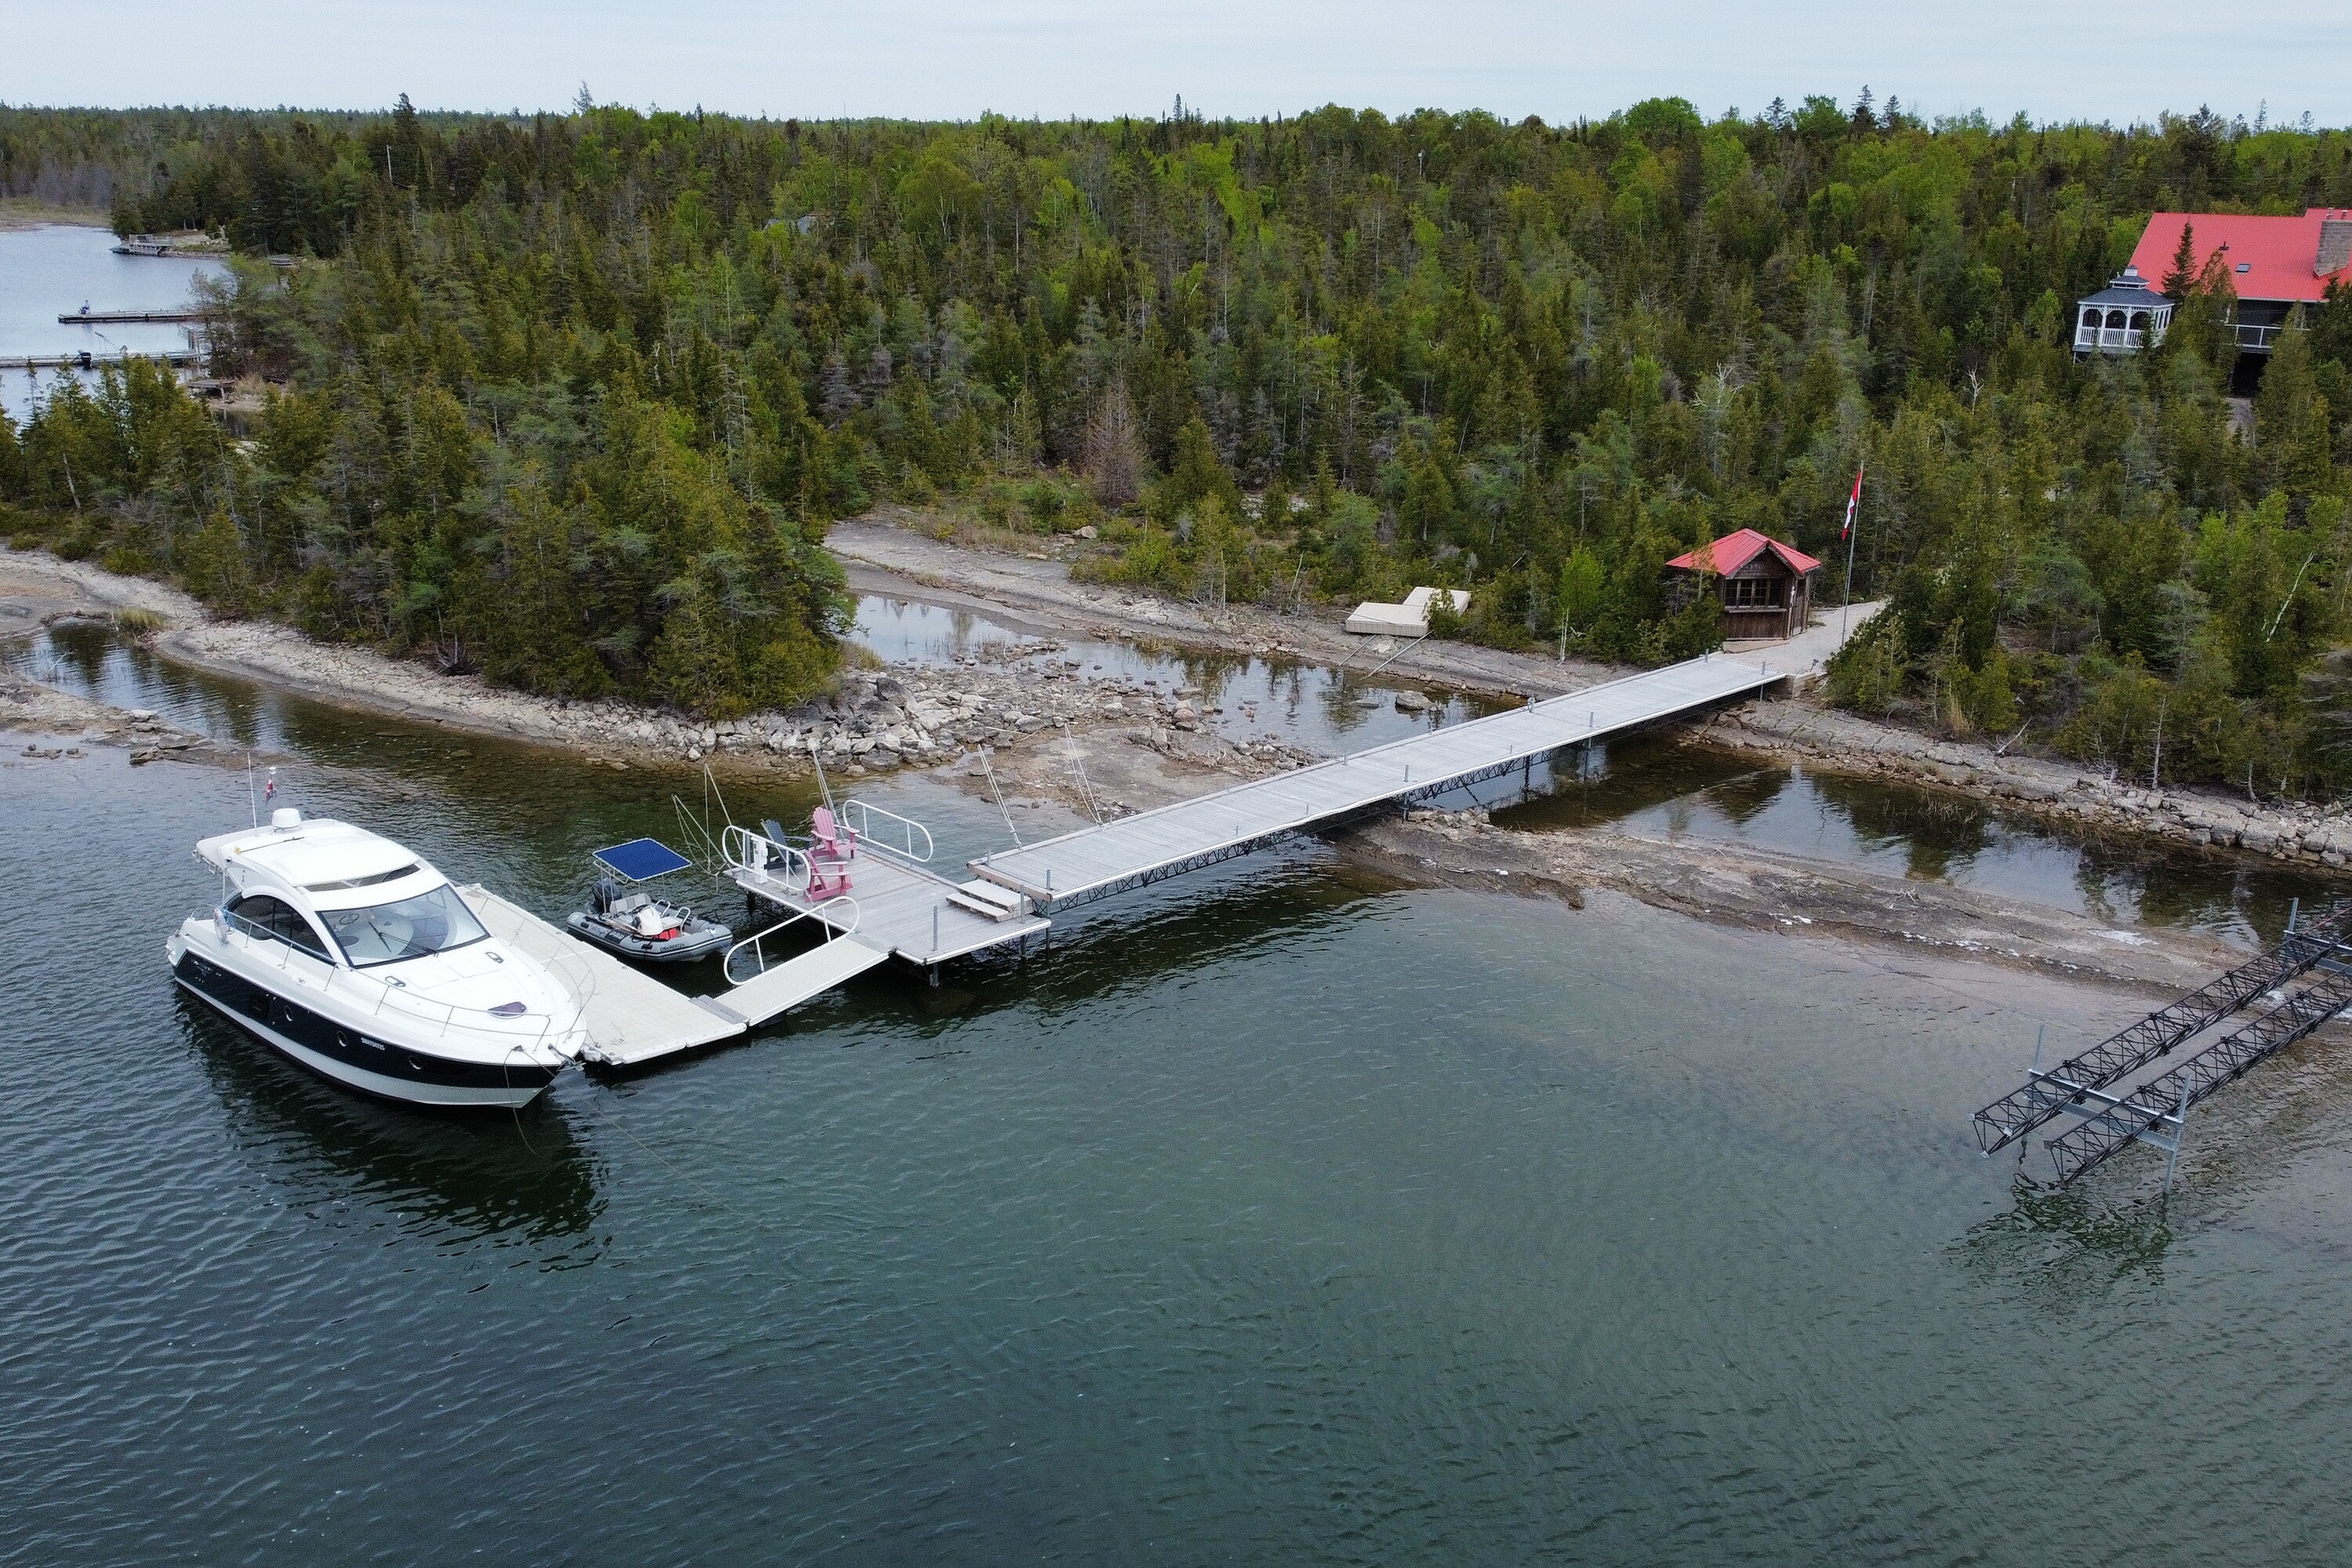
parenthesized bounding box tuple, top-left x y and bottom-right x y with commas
(7, 620, 2352, 1563)
(0, 223, 223, 423)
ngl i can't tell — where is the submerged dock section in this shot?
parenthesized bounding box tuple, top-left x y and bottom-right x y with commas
(1973, 901, 2352, 1186)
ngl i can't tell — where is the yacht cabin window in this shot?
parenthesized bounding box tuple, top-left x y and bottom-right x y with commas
(226, 893, 333, 962)
(318, 884, 491, 967)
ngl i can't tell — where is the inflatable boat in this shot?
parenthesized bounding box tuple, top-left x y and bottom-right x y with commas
(564, 837, 734, 964)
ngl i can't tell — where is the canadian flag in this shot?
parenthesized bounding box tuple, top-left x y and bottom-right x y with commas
(1841, 464, 1864, 542)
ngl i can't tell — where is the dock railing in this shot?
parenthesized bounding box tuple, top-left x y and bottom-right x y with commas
(840, 798, 935, 864)
(723, 822, 812, 895)
(724, 896, 862, 985)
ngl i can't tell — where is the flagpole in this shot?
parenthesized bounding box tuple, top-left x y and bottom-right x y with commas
(1839, 463, 1864, 644)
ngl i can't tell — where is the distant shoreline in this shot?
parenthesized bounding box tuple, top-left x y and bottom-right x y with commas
(0, 201, 110, 234)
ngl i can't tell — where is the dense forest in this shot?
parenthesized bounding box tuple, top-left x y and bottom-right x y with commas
(2, 96, 2350, 790)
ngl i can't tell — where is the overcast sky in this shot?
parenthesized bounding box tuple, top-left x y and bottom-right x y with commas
(5, 0, 2347, 128)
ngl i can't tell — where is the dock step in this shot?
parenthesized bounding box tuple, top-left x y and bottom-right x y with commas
(709, 938, 888, 1028)
(948, 879, 1033, 922)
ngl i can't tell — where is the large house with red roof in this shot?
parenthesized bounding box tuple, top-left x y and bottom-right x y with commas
(2075, 209, 2352, 361)
(1664, 528, 1822, 642)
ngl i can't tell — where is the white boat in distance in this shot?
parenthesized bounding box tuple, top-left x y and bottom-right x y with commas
(165, 811, 586, 1108)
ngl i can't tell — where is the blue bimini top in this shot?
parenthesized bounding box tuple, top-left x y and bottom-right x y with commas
(591, 837, 695, 883)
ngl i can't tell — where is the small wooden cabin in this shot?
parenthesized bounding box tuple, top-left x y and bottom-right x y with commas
(1664, 528, 1822, 641)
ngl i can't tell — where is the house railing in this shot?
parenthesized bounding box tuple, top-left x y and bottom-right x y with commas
(2074, 325, 2147, 354)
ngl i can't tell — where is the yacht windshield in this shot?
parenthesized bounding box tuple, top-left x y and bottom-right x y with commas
(319, 884, 490, 967)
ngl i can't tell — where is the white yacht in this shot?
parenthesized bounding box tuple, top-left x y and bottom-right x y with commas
(165, 810, 586, 1109)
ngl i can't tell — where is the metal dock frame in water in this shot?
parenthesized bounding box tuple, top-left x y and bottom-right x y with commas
(1973, 900, 2352, 1187)
(966, 655, 1788, 910)
(1971, 901, 2352, 1157)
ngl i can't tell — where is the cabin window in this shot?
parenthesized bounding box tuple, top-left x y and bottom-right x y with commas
(227, 894, 332, 962)
(320, 884, 491, 968)
(2107, 310, 2128, 329)
(1722, 577, 1784, 609)
(2080, 308, 2100, 332)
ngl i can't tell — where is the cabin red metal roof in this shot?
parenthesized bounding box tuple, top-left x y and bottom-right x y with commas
(1664, 528, 1822, 577)
(2127, 209, 2352, 305)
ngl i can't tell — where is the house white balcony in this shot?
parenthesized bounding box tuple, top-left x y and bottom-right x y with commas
(2074, 325, 2147, 354)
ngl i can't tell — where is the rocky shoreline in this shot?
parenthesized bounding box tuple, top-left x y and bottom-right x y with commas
(1708, 700, 2352, 879)
(165, 615, 1316, 793)
(3, 539, 2307, 1000)
(11, 532, 2351, 888)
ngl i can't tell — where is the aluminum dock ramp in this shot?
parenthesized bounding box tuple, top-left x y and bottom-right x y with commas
(969, 654, 1787, 907)
(727, 653, 1788, 962)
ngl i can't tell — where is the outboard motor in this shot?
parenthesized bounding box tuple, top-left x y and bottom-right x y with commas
(591, 877, 620, 916)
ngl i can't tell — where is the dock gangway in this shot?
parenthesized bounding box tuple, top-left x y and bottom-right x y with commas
(731, 652, 1791, 965)
(968, 654, 1787, 909)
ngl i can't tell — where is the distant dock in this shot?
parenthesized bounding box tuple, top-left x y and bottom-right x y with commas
(1, 349, 201, 372)
(111, 234, 227, 259)
(59, 308, 204, 325)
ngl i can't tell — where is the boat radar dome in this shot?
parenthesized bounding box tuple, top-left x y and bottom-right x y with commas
(270, 808, 303, 830)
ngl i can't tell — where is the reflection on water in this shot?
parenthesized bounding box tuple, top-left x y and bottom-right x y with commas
(10, 618, 282, 753)
(176, 992, 605, 1246)
(1955, 1178, 2178, 1305)
(1501, 729, 2331, 947)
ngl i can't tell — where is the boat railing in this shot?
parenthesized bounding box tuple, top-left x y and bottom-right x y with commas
(840, 798, 935, 863)
(722, 822, 811, 893)
(207, 906, 586, 1055)
(723, 896, 862, 986)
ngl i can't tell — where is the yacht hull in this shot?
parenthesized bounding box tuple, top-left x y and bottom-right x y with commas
(170, 946, 562, 1110)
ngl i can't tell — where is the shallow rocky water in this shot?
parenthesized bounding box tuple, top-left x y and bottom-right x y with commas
(851, 592, 1492, 755)
(7, 620, 2352, 1563)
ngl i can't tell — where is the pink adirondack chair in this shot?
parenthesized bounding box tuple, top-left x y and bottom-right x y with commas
(811, 805, 857, 864)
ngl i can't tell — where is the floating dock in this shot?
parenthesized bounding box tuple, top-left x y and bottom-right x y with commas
(731, 652, 1790, 964)
(731, 846, 1051, 967)
(462, 885, 880, 1070)
(2, 349, 201, 372)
